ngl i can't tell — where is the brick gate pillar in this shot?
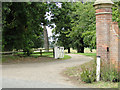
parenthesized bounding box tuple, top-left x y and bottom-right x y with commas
(94, 0, 114, 63)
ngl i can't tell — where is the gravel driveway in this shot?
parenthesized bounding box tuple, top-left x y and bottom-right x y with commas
(2, 54, 93, 88)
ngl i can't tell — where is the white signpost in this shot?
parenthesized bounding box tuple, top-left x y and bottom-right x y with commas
(54, 46, 64, 59)
(96, 56, 101, 81)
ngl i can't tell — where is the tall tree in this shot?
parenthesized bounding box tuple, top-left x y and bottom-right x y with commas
(50, 2, 73, 53)
(43, 25, 49, 52)
(69, 2, 96, 53)
(40, 2, 50, 52)
(2, 2, 48, 55)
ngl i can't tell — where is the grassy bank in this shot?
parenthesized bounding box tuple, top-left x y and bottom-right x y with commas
(64, 53, 118, 88)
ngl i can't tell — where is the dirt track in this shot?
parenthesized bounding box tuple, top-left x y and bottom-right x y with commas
(2, 54, 93, 88)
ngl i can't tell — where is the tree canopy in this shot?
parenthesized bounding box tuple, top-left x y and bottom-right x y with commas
(51, 2, 96, 53)
(69, 2, 96, 53)
(50, 2, 73, 53)
(2, 1, 120, 55)
(2, 2, 48, 55)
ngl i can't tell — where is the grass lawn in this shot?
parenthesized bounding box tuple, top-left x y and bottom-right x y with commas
(78, 53, 96, 57)
(31, 52, 53, 57)
(31, 52, 71, 59)
(61, 54, 71, 60)
(64, 53, 118, 88)
(2, 52, 71, 63)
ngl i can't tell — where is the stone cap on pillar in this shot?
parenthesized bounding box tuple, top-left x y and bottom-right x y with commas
(93, 0, 114, 9)
(94, 0, 114, 5)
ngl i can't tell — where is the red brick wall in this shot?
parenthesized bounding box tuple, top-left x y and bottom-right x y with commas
(95, 2, 119, 70)
(110, 22, 119, 68)
(96, 8, 112, 62)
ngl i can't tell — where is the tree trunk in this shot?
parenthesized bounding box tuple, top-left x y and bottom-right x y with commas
(90, 48, 92, 52)
(77, 47, 84, 53)
(81, 46, 84, 53)
(77, 38, 84, 53)
(68, 47, 70, 53)
(77, 48, 81, 53)
(43, 25, 49, 52)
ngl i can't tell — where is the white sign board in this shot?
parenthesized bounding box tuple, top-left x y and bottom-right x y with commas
(54, 46, 64, 59)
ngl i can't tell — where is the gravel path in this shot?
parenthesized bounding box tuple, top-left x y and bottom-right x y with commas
(2, 54, 93, 88)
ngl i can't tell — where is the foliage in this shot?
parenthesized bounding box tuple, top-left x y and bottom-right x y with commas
(2, 2, 47, 55)
(51, 2, 119, 53)
(2, 2, 119, 56)
(23, 48, 33, 56)
(101, 63, 119, 82)
(112, 1, 120, 28)
(80, 60, 96, 83)
(69, 2, 96, 53)
(50, 2, 96, 53)
(50, 2, 73, 53)
(81, 59, 119, 83)
(64, 59, 118, 88)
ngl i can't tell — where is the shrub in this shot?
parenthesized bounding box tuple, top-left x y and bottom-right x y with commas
(23, 47, 33, 56)
(80, 61, 96, 83)
(101, 63, 119, 82)
(80, 58, 119, 83)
